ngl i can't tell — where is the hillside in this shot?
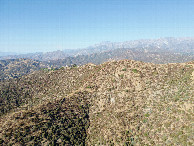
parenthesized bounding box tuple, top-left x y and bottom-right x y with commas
(0, 58, 57, 81)
(0, 60, 193, 145)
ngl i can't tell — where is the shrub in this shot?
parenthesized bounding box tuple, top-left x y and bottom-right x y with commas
(132, 69, 138, 73)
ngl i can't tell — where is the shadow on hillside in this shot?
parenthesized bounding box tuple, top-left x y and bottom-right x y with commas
(0, 92, 90, 145)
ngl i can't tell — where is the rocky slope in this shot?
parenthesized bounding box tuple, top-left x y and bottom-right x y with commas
(0, 60, 193, 145)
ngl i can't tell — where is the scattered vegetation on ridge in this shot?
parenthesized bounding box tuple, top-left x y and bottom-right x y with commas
(0, 59, 193, 145)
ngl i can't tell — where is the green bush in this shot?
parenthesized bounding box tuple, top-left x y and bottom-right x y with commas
(132, 69, 138, 73)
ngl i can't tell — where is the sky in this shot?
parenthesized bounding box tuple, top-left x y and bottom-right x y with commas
(0, 0, 194, 53)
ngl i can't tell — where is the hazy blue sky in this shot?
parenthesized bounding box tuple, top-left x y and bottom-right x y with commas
(0, 0, 194, 53)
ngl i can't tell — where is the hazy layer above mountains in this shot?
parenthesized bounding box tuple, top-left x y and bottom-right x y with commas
(1, 37, 194, 61)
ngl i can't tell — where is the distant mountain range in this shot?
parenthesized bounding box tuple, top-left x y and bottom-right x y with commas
(0, 37, 193, 80)
(0, 50, 68, 61)
(75, 37, 194, 55)
(0, 52, 19, 57)
(1, 37, 194, 61)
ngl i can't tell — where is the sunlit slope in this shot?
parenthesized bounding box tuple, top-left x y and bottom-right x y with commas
(0, 60, 193, 145)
